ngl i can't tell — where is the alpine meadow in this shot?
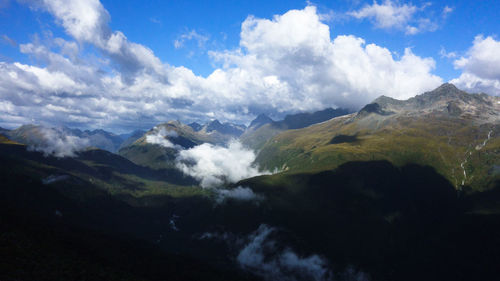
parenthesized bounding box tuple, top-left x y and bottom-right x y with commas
(1, 1, 499, 281)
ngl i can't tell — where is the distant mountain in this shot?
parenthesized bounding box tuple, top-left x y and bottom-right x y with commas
(5, 125, 125, 153)
(118, 119, 250, 169)
(5, 125, 142, 153)
(200, 120, 246, 137)
(240, 107, 350, 150)
(118, 129, 146, 149)
(248, 114, 274, 130)
(6, 124, 46, 145)
(281, 108, 350, 129)
(255, 83, 500, 191)
(119, 120, 237, 169)
(79, 129, 124, 153)
(2, 84, 500, 281)
(0, 127, 10, 136)
(188, 122, 203, 132)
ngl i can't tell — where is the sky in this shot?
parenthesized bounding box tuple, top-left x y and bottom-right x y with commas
(0, 0, 499, 132)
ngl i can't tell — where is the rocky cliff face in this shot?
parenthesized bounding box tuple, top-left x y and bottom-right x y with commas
(361, 83, 500, 124)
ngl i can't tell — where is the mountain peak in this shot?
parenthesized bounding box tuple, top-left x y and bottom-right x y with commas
(358, 84, 500, 123)
(198, 119, 245, 137)
(434, 83, 459, 93)
(249, 114, 273, 129)
(188, 122, 202, 132)
(208, 119, 222, 126)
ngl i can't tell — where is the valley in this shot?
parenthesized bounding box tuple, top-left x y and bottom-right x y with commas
(1, 84, 499, 281)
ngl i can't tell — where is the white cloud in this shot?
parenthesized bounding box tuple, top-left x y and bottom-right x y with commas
(442, 6, 453, 17)
(349, 0, 417, 29)
(145, 127, 180, 149)
(439, 46, 457, 59)
(31, 0, 165, 76)
(175, 140, 266, 188)
(174, 29, 209, 49)
(27, 126, 89, 157)
(451, 35, 500, 95)
(200, 224, 369, 281)
(237, 224, 335, 281)
(348, 1, 438, 35)
(215, 185, 264, 204)
(209, 6, 442, 110)
(0, 3, 445, 131)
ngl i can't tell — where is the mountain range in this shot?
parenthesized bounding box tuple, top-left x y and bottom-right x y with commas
(1, 83, 500, 281)
(255, 83, 499, 191)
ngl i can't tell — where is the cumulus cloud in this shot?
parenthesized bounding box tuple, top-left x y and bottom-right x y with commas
(0, 2, 445, 131)
(215, 185, 264, 204)
(31, 0, 165, 77)
(209, 6, 441, 110)
(348, 1, 438, 35)
(27, 126, 89, 157)
(175, 140, 266, 188)
(145, 127, 180, 149)
(450, 35, 500, 95)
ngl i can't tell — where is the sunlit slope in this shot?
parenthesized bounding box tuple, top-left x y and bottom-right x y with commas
(240, 108, 350, 150)
(256, 84, 500, 190)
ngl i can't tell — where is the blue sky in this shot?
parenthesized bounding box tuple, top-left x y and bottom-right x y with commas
(0, 0, 499, 132)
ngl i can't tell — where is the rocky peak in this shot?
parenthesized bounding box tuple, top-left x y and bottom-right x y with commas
(203, 120, 246, 137)
(188, 122, 203, 132)
(249, 114, 273, 129)
(357, 83, 500, 124)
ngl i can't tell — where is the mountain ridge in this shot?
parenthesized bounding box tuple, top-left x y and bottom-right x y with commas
(255, 83, 500, 190)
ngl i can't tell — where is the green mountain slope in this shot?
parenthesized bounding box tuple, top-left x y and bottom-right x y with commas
(240, 108, 350, 150)
(2, 126, 500, 281)
(0, 142, 201, 203)
(255, 84, 500, 191)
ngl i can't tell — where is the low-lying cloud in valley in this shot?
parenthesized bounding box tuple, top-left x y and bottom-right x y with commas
(145, 127, 181, 149)
(175, 140, 267, 188)
(201, 224, 370, 281)
(215, 185, 264, 204)
(27, 127, 89, 157)
(237, 224, 333, 281)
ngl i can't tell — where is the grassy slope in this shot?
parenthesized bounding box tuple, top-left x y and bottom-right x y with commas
(256, 113, 500, 191)
(0, 143, 205, 204)
(2, 133, 500, 280)
(118, 143, 178, 170)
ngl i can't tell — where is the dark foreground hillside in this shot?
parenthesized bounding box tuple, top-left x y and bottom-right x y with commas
(1, 142, 499, 281)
